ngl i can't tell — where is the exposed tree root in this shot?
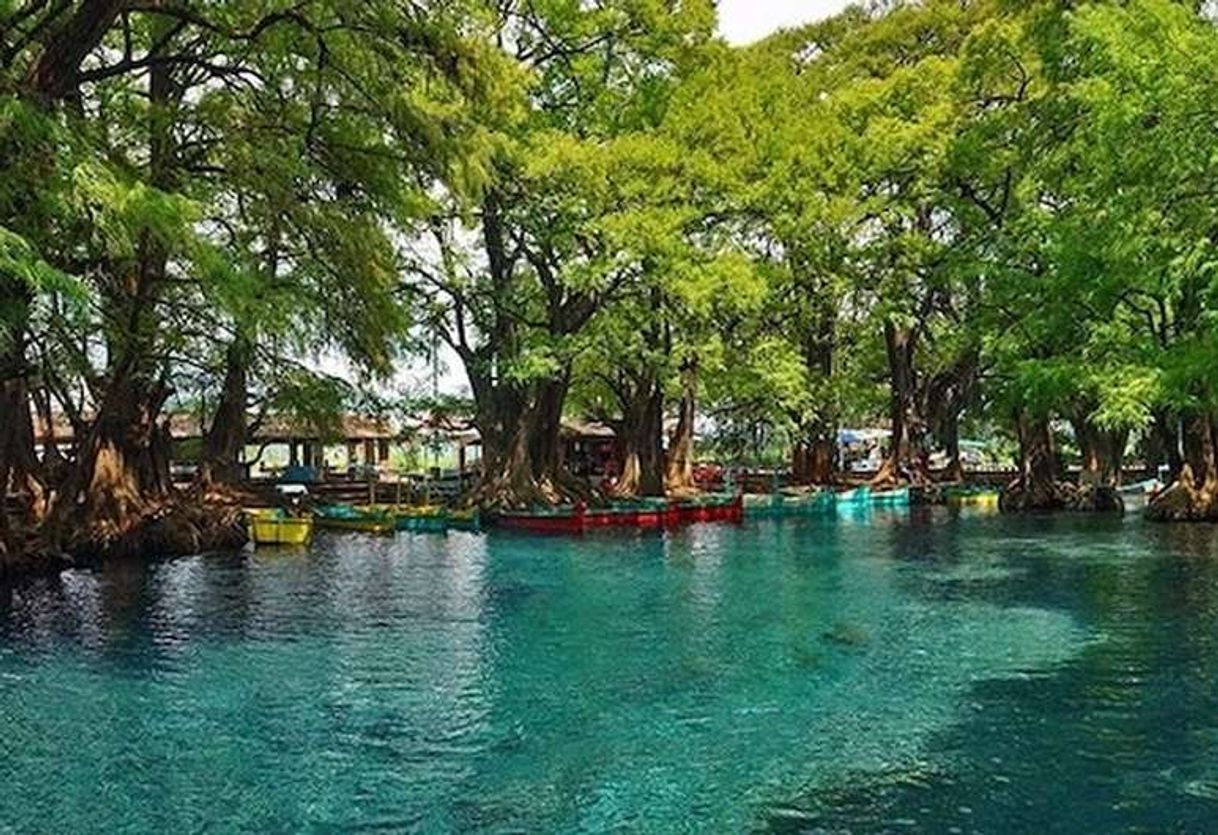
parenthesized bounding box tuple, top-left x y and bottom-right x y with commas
(1000, 479, 1123, 513)
(50, 489, 247, 563)
(1146, 480, 1218, 521)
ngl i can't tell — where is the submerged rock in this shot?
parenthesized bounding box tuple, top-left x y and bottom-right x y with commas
(823, 622, 871, 648)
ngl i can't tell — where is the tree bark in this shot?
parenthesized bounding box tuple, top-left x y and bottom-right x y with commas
(1072, 417, 1127, 487)
(791, 302, 837, 486)
(1148, 412, 1218, 521)
(1000, 414, 1069, 511)
(873, 319, 928, 487)
(42, 21, 202, 556)
(22, 0, 126, 103)
(610, 374, 664, 497)
(665, 358, 698, 494)
(941, 410, 964, 483)
(1, 0, 124, 564)
(529, 373, 569, 485)
(926, 347, 978, 483)
(0, 322, 46, 553)
(199, 337, 251, 485)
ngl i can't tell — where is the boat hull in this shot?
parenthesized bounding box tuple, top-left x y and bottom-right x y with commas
(496, 495, 742, 533)
(246, 510, 314, 545)
(448, 509, 482, 531)
(314, 517, 396, 535)
(313, 504, 396, 535)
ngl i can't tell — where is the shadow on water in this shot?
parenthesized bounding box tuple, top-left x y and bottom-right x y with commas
(765, 515, 1218, 833)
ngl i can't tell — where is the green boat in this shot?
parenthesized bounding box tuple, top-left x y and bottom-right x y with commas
(360, 504, 449, 532)
(313, 504, 395, 535)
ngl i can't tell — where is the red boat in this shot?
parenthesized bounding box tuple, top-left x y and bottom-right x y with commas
(496, 505, 587, 534)
(494, 494, 742, 534)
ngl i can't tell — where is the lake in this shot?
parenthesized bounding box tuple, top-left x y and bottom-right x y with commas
(2, 509, 1217, 832)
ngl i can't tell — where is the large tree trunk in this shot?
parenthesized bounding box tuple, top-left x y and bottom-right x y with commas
(1001, 415, 1069, 511)
(1, 0, 125, 568)
(42, 30, 244, 559)
(873, 320, 928, 487)
(610, 375, 664, 497)
(665, 358, 698, 494)
(926, 348, 978, 484)
(199, 337, 251, 485)
(791, 303, 837, 486)
(791, 430, 836, 485)
(470, 375, 589, 509)
(529, 373, 569, 485)
(1072, 417, 1127, 487)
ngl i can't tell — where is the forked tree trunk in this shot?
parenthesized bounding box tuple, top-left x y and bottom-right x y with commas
(41, 44, 249, 558)
(665, 359, 698, 494)
(927, 348, 978, 484)
(23, 0, 126, 102)
(3, 1, 125, 563)
(792, 298, 837, 486)
(470, 374, 589, 509)
(611, 377, 664, 497)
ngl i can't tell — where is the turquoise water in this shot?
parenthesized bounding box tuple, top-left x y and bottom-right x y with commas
(2, 509, 1217, 832)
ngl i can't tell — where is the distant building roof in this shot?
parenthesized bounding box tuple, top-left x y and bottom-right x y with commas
(250, 414, 394, 442)
(560, 418, 616, 439)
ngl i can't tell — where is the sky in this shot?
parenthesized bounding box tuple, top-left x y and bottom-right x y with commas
(716, 0, 853, 45)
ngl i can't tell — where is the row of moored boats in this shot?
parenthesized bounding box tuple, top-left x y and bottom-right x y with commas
(245, 485, 1006, 546)
(246, 504, 481, 545)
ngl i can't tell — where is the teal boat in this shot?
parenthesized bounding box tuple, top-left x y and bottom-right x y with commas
(870, 486, 910, 506)
(835, 486, 871, 505)
(358, 504, 450, 532)
(743, 490, 834, 516)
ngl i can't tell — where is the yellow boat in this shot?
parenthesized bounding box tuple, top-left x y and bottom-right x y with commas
(947, 490, 1001, 507)
(246, 508, 314, 545)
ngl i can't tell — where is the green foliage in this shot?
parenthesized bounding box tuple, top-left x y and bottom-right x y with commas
(5, 0, 1218, 485)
